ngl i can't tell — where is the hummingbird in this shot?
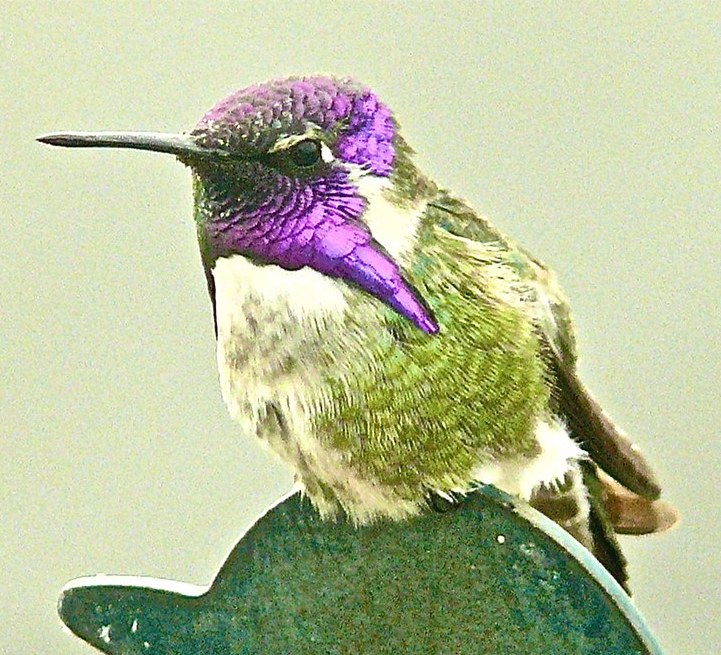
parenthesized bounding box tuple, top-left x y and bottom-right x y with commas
(40, 75, 677, 590)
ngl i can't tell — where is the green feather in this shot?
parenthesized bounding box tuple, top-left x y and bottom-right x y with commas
(312, 203, 551, 510)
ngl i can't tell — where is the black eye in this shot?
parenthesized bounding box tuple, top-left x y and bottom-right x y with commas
(289, 140, 322, 167)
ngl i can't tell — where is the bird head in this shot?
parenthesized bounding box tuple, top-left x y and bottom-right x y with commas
(38, 76, 438, 333)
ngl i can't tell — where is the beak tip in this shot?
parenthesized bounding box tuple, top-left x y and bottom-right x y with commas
(37, 132, 80, 147)
(37, 133, 59, 145)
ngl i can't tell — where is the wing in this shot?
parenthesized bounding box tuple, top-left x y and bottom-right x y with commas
(428, 194, 671, 505)
(196, 217, 219, 337)
(203, 260, 218, 337)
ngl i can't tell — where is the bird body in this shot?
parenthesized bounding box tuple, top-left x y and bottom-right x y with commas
(39, 75, 677, 589)
(210, 193, 580, 524)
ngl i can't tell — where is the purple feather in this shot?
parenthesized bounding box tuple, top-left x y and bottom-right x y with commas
(195, 76, 438, 334)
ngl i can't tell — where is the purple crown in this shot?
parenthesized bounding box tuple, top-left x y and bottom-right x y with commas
(192, 76, 396, 176)
(194, 75, 438, 335)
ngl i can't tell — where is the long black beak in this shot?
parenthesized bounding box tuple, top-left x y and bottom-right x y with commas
(36, 131, 222, 160)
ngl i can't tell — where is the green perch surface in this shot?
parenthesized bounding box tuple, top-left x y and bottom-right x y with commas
(58, 486, 665, 655)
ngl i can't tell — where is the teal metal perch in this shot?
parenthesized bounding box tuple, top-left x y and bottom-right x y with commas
(58, 486, 664, 654)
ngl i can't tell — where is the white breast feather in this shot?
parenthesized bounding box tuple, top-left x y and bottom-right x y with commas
(472, 420, 585, 500)
(212, 255, 346, 432)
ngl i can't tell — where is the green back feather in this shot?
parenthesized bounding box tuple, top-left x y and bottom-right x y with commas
(313, 205, 552, 502)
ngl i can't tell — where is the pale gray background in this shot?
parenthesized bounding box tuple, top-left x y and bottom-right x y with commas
(3, 2, 719, 653)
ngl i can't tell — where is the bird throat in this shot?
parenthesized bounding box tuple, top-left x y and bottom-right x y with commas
(199, 170, 437, 333)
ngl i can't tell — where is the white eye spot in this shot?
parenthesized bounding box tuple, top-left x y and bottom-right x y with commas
(320, 142, 334, 163)
(344, 162, 371, 181)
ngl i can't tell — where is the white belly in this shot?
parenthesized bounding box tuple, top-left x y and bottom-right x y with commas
(212, 255, 347, 434)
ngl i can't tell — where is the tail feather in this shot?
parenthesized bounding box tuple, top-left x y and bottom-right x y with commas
(597, 469, 679, 536)
(580, 462, 630, 593)
(530, 462, 630, 593)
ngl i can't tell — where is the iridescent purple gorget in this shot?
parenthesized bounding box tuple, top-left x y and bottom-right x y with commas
(191, 76, 438, 334)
